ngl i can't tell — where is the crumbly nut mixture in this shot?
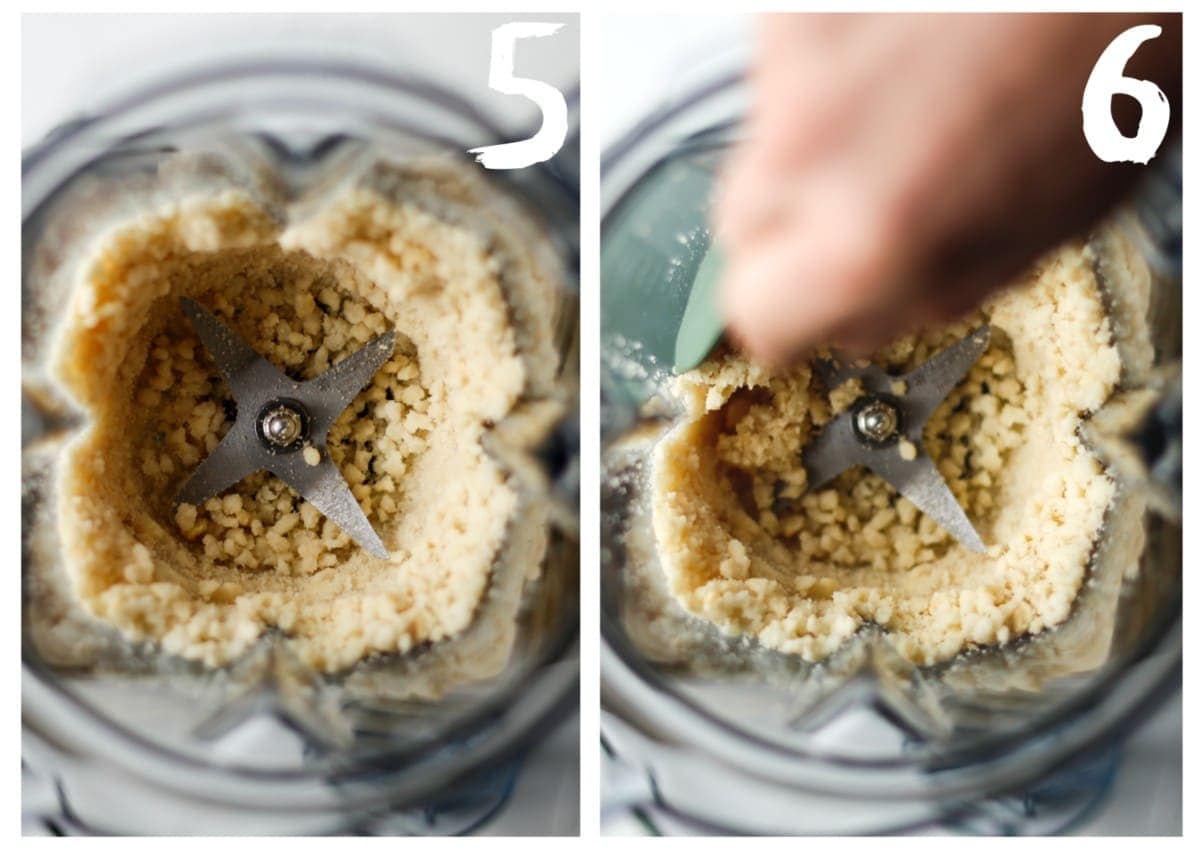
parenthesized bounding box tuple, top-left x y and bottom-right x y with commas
(128, 247, 427, 577)
(652, 242, 1121, 665)
(54, 180, 553, 672)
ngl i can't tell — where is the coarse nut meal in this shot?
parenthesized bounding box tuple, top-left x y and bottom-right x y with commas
(31, 158, 563, 680)
(647, 238, 1151, 666)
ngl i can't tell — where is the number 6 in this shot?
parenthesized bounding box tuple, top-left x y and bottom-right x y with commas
(1082, 24, 1170, 165)
(470, 22, 569, 170)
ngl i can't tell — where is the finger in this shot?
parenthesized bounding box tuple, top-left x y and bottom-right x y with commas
(719, 231, 891, 367)
(713, 162, 800, 249)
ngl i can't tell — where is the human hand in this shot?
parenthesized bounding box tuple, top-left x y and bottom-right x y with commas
(716, 13, 1180, 365)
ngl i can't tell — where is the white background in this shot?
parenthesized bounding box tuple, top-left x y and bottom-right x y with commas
(21, 13, 578, 148)
(596, 13, 747, 149)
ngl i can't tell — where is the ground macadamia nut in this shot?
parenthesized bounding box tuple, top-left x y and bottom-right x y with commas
(652, 242, 1122, 665)
(53, 176, 556, 673)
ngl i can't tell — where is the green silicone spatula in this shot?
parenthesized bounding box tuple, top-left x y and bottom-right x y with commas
(673, 244, 727, 372)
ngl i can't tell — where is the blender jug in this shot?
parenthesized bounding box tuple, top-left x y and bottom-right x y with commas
(600, 72, 1180, 835)
(23, 60, 579, 835)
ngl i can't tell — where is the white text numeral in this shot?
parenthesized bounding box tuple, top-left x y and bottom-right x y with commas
(1082, 24, 1170, 165)
(470, 22, 568, 170)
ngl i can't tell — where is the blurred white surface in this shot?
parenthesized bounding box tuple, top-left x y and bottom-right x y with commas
(598, 13, 747, 151)
(22, 13, 578, 148)
(601, 693, 1182, 836)
(24, 711, 580, 836)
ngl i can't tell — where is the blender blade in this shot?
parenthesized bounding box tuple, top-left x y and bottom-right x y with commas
(176, 297, 392, 558)
(802, 325, 991, 552)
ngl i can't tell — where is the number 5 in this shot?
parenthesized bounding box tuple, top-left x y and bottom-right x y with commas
(1082, 24, 1170, 164)
(470, 22, 569, 170)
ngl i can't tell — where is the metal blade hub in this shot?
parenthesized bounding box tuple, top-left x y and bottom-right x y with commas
(852, 396, 901, 446)
(257, 400, 309, 452)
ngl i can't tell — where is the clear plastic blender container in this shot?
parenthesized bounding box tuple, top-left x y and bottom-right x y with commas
(600, 72, 1180, 834)
(22, 60, 579, 835)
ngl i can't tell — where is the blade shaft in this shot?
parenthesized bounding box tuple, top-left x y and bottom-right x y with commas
(867, 451, 986, 553)
(312, 331, 395, 402)
(901, 325, 991, 428)
(801, 414, 862, 491)
(275, 454, 389, 559)
(176, 425, 261, 505)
